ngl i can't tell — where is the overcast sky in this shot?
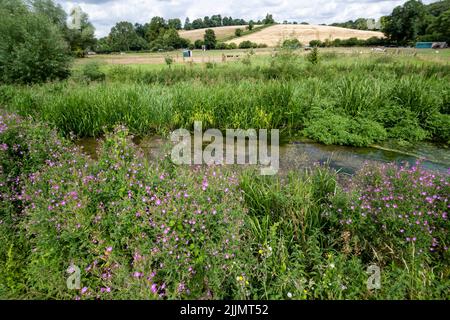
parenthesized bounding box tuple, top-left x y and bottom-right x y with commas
(55, 0, 438, 38)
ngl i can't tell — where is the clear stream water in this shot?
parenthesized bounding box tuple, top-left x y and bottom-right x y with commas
(75, 136, 450, 175)
(76, 136, 450, 174)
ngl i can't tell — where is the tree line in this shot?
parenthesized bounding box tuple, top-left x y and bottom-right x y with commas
(382, 0, 450, 44)
(330, 0, 450, 45)
(96, 14, 275, 53)
(0, 0, 96, 83)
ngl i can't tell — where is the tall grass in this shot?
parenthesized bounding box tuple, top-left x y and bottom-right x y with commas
(0, 54, 448, 145)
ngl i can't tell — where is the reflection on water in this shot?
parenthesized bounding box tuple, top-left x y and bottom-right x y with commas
(75, 136, 450, 175)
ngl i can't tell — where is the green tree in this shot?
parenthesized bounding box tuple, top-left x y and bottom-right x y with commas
(192, 18, 204, 29)
(0, 0, 71, 83)
(184, 17, 192, 30)
(235, 28, 243, 37)
(248, 20, 255, 30)
(168, 18, 182, 30)
(162, 28, 189, 49)
(211, 14, 222, 27)
(147, 16, 167, 42)
(382, 0, 427, 44)
(430, 8, 450, 42)
(30, 0, 67, 29)
(263, 13, 275, 24)
(108, 21, 141, 52)
(65, 7, 96, 56)
(203, 29, 217, 49)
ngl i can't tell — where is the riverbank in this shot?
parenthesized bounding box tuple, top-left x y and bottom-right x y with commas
(1, 51, 449, 146)
(1, 112, 449, 299)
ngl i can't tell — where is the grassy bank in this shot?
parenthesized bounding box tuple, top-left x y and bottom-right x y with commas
(0, 113, 448, 299)
(1, 52, 449, 146)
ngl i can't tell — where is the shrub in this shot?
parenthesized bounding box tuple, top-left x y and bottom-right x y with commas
(304, 110, 387, 146)
(81, 62, 106, 82)
(0, 1, 71, 84)
(165, 56, 175, 68)
(239, 41, 258, 49)
(306, 47, 320, 65)
(194, 40, 204, 49)
(426, 113, 450, 143)
(309, 40, 323, 47)
(282, 39, 302, 49)
(215, 43, 227, 50)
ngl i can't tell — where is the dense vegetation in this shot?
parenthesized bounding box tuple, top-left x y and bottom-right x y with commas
(0, 0, 72, 83)
(1, 52, 448, 146)
(383, 0, 450, 44)
(1, 0, 449, 301)
(0, 113, 448, 299)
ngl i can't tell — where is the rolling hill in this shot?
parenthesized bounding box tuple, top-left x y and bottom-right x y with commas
(179, 25, 254, 42)
(223, 24, 384, 47)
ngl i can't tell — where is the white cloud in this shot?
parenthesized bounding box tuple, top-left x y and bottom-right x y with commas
(55, 0, 439, 37)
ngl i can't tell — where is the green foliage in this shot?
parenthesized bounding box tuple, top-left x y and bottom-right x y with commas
(382, 0, 450, 44)
(1, 54, 449, 146)
(0, 0, 71, 84)
(282, 38, 302, 49)
(203, 29, 217, 49)
(65, 8, 96, 56)
(164, 55, 174, 68)
(0, 113, 449, 299)
(263, 13, 275, 24)
(239, 40, 258, 49)
(306, 47, 320, 65)
(304, 110, 387, 146)
(80, 62, 106, 82)
(108, 21, 145, 52)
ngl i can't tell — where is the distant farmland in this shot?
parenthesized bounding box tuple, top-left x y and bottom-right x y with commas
(179, 25, 257, 42)
(224, 24, 384, 47)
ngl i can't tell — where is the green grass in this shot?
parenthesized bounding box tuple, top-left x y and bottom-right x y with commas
(1, 113, 448, 299)
(1, 52, 449, 146)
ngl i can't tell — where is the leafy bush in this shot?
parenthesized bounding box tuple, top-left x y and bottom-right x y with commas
(0, 1, 71, 84)
(282, 39, 302, 49)
(81, 62, 106, 82)
(304, 110, 387, 146)
(306, 47, 320, 65)
(426, 113, 450, 143)
(239, 41, 258, 49)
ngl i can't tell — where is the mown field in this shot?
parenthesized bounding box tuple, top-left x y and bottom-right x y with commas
(0, 48, 449, 300)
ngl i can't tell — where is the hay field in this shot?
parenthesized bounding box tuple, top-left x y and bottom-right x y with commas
(226, 24, 384, 47)
(179, 25, 254, 42)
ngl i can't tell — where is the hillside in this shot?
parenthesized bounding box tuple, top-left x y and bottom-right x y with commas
(179, 25, 254, 42)
(225, 24, 384, 47)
